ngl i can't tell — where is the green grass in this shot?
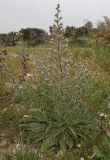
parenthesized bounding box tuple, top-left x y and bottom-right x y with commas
(0, 149, 41, 160)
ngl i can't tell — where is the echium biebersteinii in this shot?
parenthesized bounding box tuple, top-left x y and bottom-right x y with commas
(37, 4, 73, 96)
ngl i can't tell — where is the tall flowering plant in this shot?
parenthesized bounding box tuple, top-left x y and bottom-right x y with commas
(37, 4, 73, 97)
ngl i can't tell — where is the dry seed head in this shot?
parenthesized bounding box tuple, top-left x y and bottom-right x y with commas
(0, 50, 7, 62)
(0, 50, 8, 72)
(20, 53, 30, 82)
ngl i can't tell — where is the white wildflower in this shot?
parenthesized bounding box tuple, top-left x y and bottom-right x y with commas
(99, 113, 107, 118)
(24, 115, 30, 118)
(77, 144, 81, 148)
(26, 73, 33, 78)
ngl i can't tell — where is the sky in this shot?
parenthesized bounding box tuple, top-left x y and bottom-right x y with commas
(0, 0, 110, 33)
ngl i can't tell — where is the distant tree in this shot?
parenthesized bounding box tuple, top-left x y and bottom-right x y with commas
(97, 16, 110, 44)
(76, 21, 93, 37)
(64, 21, 93, 46)
(0, 32, 20, 46)
(20, 28, 49, 46)
(65, 26, 77, 38)
(76, 26, 88, 37)
(84, 21, 93, 36)
(65, 21, 93, 39)
(20, 29, 30, 44)
(85, 21, 93, 30)
(0, 34, 7, 46)
(7, 32, 20, 46)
